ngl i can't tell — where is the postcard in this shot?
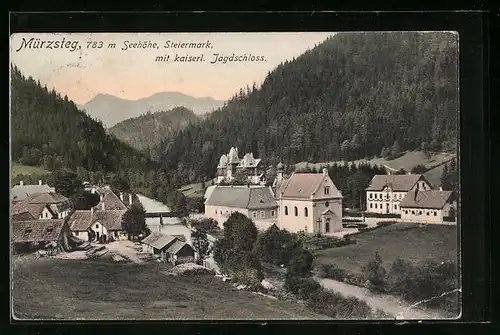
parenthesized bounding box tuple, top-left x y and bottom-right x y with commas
(10, 31, 460, 321)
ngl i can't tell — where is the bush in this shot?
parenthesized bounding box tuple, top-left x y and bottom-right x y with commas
(254, 227, 302, 266)
(443, 216, 456, 222)
(284, 274, 322, 300)
(362, 252, 387, 293)
(376, 221, 397, 227)
(287, 249, 314, 277)
(318, 264, 348, 281)
(229, 267, 264, 289)
(342, 218, 363, 223)
(305, 288, 372, 319)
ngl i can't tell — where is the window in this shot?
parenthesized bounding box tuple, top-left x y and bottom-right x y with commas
(325, 219, 330, 233)
(375, 204, 378, 209)
(294, 206, 298, 216)
(260, 211, 265, 219)
(325, 201, 330, 207)
(405, 210, 408, 214)
(419, 211, 422, 215)
(304, 207, 309, 217)
(115, 231, 119, 238)
(411, 211, 415, 215)
(45, 212, 48, 218)
(370, 203, 373, 209)
(271, 210, 276, 217)
(324, 186, 330, 195)
(369, 193, 372, 199)
(394, 204, 397, 210)
(95, 224, 99, 229)
(284, 206, 288, 215)
(434, 211, 437, 216)
(426, 212, 430, 216)
(215, 210, 217, 214)
(75, 231, 79, 236)
(253, 212, 257, 219)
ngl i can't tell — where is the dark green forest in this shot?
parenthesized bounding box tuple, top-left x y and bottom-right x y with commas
(109, 106, 199, 154)
(156, 32, 458, 185)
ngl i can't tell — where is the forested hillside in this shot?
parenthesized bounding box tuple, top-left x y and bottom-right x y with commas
(109, 107, 199, 153)
(157, 32, 458, 185)
(10, 65, 155, 174)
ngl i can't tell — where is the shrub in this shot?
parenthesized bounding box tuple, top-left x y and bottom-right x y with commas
(229, 267, 264, 289)
(287, 249, 314, 277)
(362, 252, 387, 293)
(284, 274, 322, 300)
(305, 288, 373, 319)
(254, 227, 302, 266)
(376, 221, 397, 227)
(318, 264, 348, 281)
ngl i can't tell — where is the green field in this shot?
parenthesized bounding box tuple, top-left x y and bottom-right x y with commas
(12, 257, 328, 320)
(11, 163, 50, 177)
(178, 178, 216, 198)
(314, 223, 458, 276)
(296, 150, 455, 184)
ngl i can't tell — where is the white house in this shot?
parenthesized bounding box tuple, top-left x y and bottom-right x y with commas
(277, 168, 343, 234)
(365, 174, 432, 214)
(204, 185, 278, 230)
(11, 191, 72, 220)
(400, 188, 457, 224)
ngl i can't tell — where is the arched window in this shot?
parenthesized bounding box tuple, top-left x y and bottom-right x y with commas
(284, 206, 288, 215)
(325, 218, 331, 233)
(325, 201, 330, 207)
(304, 207, 309, 217)
(294, 206, 298, 216)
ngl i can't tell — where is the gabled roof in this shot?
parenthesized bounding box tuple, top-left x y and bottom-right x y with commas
(205, 186, 277, 209)
(142, 232, 178, 250)
(365, 174, 424, 192)
(322, 209, 337, 216)
(166, 240, 193, 255)
(97, 190, 127, 210)
(28, 192, 69, 204)
(12, 198, 56, 220)
(11, 219, 66, 243)
(68, 210, 93, 231)
(68, 209, 127, 231)
(11, 184, 55, 202)
(400, 190, 454, 209)
(279, 173, 340, 199)
(92, 210, 127, 230)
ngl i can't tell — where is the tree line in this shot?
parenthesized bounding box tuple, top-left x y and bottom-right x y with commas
(154, 32, 458, 185)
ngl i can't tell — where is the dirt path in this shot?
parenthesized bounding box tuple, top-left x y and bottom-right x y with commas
(315, 277, 445, 320)
(106, 241, 144, 263)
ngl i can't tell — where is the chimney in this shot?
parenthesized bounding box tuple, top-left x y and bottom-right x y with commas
(120, 192, 124, 202)
(129, 193, 133, 205)
(101, 201, 105, 211)
(39, 180, 42, 185)
(322, 168, 328, 176)
(20, 181, 23, 186)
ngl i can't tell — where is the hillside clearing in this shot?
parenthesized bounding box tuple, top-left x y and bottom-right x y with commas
(11, 163, 50, 177)
(296, 151, 455, 176)
(314, 223, 458, 276)
(12, 257, 328, 320)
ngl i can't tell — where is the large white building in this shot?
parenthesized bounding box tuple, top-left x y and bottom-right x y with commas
(216, 147, 265, 185)
(365, 174, 432, 214)
(400, 188, 457, 224)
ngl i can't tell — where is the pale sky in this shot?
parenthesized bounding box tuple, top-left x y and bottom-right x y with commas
(10, 32, 334, 104)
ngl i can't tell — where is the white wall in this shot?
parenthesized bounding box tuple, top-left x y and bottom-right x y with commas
(72, 231, 89, 241)
(401, 207, 444, 224)
(39, 207, 55, 219)
(204, 205, 249, 228)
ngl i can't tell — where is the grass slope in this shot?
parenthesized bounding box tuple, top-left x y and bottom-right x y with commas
(296, 151, 455, 175)
(11, 163, 50, 177)
(314, 223, 458, 276)
(12, 257, 328, 320)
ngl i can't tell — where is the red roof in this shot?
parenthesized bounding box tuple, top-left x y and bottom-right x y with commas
(11, 219, 66, 243)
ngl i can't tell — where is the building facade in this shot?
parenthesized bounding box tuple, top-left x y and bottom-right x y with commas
(216, 147, 265, 185)
(365, 174, 432, 214)
(400, 189, 457, 224)
(277, 169, 343, 234)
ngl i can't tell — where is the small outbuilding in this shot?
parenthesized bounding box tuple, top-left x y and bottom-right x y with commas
(141, 232, 195, 265)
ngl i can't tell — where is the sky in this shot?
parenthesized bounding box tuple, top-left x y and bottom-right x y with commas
(10, 32, 334, 104)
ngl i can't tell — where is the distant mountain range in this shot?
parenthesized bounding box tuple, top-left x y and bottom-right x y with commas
(108, 107, 199, 153)
(77, 92, 224, 128)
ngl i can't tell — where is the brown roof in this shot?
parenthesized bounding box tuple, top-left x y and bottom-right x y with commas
(279, 173, 335, 199)
(12, 199, 55, 220)
(68, 210, 93, 231)
(11, 219, 66, 243)
(365, 174, 424, 192)
(205, 186, 277, 209)
(68, 209, 126, 231)
(400, 190, 454, 209)
(92, 210, 126, 230)
(12, 212, 36, 221)
(167, 240, 193, 255)
(29, 192, 69, 204)
(97, 190, 128, 210)
(142, 232, 178, 250)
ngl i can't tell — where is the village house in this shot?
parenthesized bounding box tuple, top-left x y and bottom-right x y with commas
(400, 188, 457, 224)
(365, 174, 432, 214)
(67, 190, 133, 243)
(276, 167, 343, 234)
(204, 185, 279, 231)
(216, 147, 266, 185)
(141, 232, 195, 265)
(11, 192, 73, 221)
(11, 219, 73, 254)
(11, 180, 55, 203)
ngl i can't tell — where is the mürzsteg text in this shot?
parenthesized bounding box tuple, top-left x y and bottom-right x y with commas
(15, 37, 81, 52)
